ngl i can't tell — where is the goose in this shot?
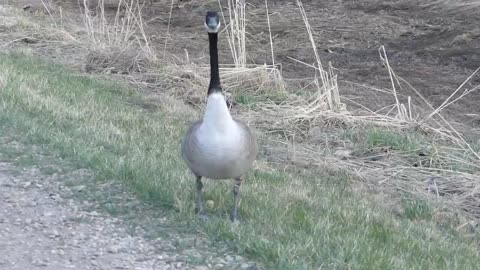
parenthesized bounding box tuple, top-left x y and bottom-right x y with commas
(181, 11, 258, 222)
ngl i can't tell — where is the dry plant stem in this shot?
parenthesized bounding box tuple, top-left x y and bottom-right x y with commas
(417, 67, 480, 160)
(293, 0, 344, 112)
(378, 46, 411, 121)
(163, 0, 175, 59)
(377, 46, 479, 161)
(214, 0, 284, 93)
(237, 0, 247, 67)
(329, 62, 341, 108)
(442, 86, 480, 111)
(422, 67, 480, 124)
(296, 0, 331, 109)
(264, 0, 275, 66)
(41, 0, 58, 28)
(395, 76, 465, 144)
(80, 0, 154, 61)
(221, 0, 247, 68)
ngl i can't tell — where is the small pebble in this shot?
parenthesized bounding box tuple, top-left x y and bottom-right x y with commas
(240, 263, 251, 270)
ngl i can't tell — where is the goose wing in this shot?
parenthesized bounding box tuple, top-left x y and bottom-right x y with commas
(234, 119, 258, 163)
(181, 120, 203, 175)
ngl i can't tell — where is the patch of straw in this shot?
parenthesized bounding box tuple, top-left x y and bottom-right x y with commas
(212, 0, 285, 95)
(80, 0, 156, 61)
(220, 0, 247, 68)
(295, 0, 343, 112)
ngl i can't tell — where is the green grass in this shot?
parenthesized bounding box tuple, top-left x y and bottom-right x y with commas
(343, 128, 427, 153)
(402, 197, 434, 221)
(1, 52, 479, 269)
(366, 129, 423, 152)
(342, 127, 479, 173)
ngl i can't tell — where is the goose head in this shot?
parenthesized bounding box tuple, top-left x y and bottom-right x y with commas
(205, 11, 221, 33)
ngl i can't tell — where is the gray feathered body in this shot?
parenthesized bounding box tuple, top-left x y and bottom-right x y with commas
(181, 119, 257, 179)
(181, 93, 257, 179)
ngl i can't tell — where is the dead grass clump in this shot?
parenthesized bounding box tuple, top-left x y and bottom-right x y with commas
(0, 5, 78, 52)
(195, 65, 285, 98)
(289, 0, 344, 113)
(0, 7, 85, 72)
(363, 168, 480, 219)
(219, 0, 247, 68)
(84, 47, 151, 74)
(80, 0, 156, 60)
(241, 0, 351, 143)
(150, 62, 286, 112)
(260, 121, 480, 222)
(74, 0, 160, 78)
(422, 0, 480, 15)
(210, 0, 286, 98)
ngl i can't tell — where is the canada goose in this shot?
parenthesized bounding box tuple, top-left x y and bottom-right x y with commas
(181, 11, 258, 222)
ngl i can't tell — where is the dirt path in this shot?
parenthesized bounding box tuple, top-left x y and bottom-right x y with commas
(0, 162, 172, 269)
(0, 161, 257, 270)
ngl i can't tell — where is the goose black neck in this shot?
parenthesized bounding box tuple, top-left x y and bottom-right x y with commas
(208, 32, 221, 95)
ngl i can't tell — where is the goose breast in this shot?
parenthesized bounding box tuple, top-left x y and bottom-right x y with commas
(181, 120, 257, 179)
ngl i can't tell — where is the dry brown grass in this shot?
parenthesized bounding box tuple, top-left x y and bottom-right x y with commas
(80, 0, 156, 66)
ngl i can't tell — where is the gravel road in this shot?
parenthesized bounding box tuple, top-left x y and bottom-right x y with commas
(0, 162, 257, 270)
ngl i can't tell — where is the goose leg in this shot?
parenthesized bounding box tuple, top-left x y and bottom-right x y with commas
(195, 176, 205, 215)
(231, 178, 242, 222)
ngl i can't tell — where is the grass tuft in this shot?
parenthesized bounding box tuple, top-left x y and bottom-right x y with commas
(366, 129, 423, 152)
(403, 197, 433, 221)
